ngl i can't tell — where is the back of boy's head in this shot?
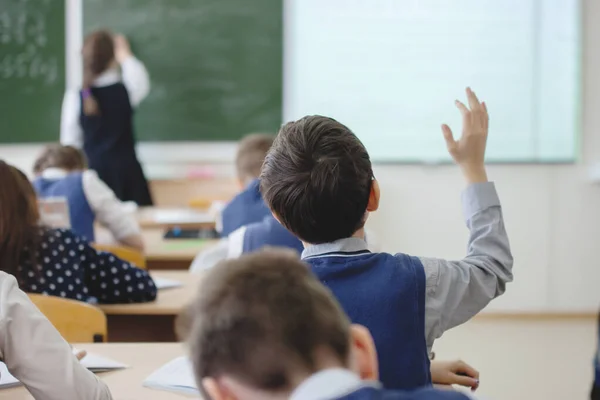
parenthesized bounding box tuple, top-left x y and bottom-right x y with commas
(180, 250, 351, 392)
(235, 133, 274, 182)
(260, 116, 373, 244)
(33, 144, 87, 175)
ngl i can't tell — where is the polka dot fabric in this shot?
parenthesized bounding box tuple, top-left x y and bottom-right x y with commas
(19, 228, 156, 304)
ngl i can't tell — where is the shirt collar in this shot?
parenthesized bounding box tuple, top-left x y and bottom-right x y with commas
(301, 237, 369, 260)
(40, 168, 69, 179)
(93, 67, 121, 87)
(289, 369, 378, 400)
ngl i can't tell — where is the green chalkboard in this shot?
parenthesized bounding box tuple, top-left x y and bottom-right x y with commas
(84, 0, 283, 142)
(0, 0, 66, 143)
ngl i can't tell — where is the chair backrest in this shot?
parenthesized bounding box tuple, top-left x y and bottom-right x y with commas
(28, 294, 107, 343)
(92, 244, 147, 269)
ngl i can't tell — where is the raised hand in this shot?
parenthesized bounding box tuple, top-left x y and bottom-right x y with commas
(441, 87, 489, 183)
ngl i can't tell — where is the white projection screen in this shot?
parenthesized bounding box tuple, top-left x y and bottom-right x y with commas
(284, 0, 581, 163)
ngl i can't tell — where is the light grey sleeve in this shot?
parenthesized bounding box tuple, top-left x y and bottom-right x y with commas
(420, 182, 513, 349)
(0, 273, 112, 400)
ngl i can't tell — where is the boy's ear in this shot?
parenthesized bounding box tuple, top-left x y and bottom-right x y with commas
(202, 377, 236, 400)
(366, 180, 380, 212)
(349, 324, 378, 381)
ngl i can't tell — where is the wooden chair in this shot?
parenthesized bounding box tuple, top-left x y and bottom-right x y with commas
(92, 244, 147, 269)
(28, 294, 107, 342)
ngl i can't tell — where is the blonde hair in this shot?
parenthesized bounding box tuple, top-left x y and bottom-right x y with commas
(235, 133, 275, 181)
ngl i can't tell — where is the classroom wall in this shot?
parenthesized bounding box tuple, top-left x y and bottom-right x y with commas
(368, 0, 600, 313)
(1, 0, 599, 311)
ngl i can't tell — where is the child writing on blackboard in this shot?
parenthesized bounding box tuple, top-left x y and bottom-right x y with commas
(60, 30, 153, 206)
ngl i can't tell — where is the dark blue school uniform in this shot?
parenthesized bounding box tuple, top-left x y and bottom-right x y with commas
(220, 179, 271, 237)
(336, 386, 470, 400)
(241, 215, 304, 254)
(79, 84, 153, 206)
(303, 239, 430, 390)
(33, 173, 96, 241)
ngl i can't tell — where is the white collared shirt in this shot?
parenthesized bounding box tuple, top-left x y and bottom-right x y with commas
(289, 369, 376, 400)
(40, 168, 140, 241)
(0, 271, 112, 399)
(60, 56, 150, 148)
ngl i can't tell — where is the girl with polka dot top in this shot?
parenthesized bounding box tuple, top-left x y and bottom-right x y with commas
(0, 161, 156, 304)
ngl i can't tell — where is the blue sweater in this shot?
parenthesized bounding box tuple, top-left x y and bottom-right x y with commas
(305, 251, 430, 390)
(336, 386, 470, 400)
(33, 173, 96, 241)
(220, 179, 271, 237)
(242, 215, 304, 254)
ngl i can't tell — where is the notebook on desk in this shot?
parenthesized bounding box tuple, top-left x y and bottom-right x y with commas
(0, 352, 127, 389)
(143, 356, 198, 395)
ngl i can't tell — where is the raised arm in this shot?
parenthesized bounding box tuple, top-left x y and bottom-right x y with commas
(422, 88, 513, 348)
(0, 273, 112, 400)
(60, 90, 84, 147)
(114, 34, 150, 107)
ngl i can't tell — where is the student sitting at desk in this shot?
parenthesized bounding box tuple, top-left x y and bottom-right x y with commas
(0, 271, 112, 399)
(258, 88, 513, 390)
(189, 133, 303, 271)
(0, 161, 156, 304)
(219, 133, 275, 236)
(33, 144, 144, 251)
(180, 250, 478, 400)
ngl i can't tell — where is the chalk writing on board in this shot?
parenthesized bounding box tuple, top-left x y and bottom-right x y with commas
(0, 4, 55, 85)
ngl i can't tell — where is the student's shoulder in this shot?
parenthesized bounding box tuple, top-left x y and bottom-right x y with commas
(43, 227, 86, 246)
(337, 386, 473, 400)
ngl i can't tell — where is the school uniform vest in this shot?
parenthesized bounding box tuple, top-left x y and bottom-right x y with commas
(79, 83, 153, 206)
(32, 173, 96, 241)
(305, 251, 431, 390)
(220, 179, 271, 237)
(335, 386, 470, 400)
(241, 215, 304, 254)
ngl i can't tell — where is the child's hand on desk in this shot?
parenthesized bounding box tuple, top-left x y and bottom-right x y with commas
(75, 349, 87, 361)
(441, 87, 489, 184)
(430, 359, 480, 391)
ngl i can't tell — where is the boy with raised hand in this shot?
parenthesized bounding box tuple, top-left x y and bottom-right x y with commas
(259, 88, 513, 389)
(181, 250, 478, 400)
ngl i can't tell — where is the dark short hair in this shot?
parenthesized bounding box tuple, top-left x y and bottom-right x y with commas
(33, 144, 87, 175)
(235, 133, 274, 181)
(260, 116, 373, 244)
(181, 250, 351, 391)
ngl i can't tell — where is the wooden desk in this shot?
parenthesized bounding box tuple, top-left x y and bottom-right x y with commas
(99, 271, 203, 342)
(137, 207, 216, 230)
(143, 228, 218, 270)
(0, 343, 195, 400)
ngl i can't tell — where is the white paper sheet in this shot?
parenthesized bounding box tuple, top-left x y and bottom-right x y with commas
(152, 277, 184, 290)
(0, 362, 19, 389)
(143, 356, 198, 395)
(79, 352, 128, 372)
(152, 209, 213, 225)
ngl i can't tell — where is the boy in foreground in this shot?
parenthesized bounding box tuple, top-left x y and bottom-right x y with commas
(181, 250, 478, 400)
